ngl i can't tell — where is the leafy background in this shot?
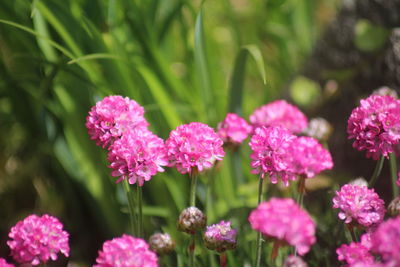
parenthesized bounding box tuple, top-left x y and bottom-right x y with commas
(0, 0, 395, 266)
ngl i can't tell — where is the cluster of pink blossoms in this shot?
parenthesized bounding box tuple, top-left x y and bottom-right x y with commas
(166, 122, 225, 174)
(248, 198, 316, 255)
(332, 184, 385, 228)
(7, 214, 69, 266)
(203, 221, 237, 253)
(249, 126, 333, 186)
(86, 95, 149, 148)
(0, 258, 13, 267)
(347, 95, 400, 160)
(217, 113, 252, 145)
(108, 129, 168, 186)
(94, 234, 158, 267)
(249, 100, 308, 133)
(336, 242, 374, 266)
(371, 216, 400, 265)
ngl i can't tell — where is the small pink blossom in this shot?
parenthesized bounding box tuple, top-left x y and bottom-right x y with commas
(336, 242, 374, 266)
(7, 214, 69, 266)
(249, 126, 297, 186)
(217, 113, 252, 144)
(165, 122, 225, 174)
(332, 184, 385, 228)
(371, 216, 400, 265)
(291, 136, 333, 178)
(0, 258, 14, 267)
(94, 234, 158, 267)
(347, 95, 400, 160)
(108, 128, 167, 186)
(86, 95, 149, 148)
(204, 221, 237, 252)
(249, 100, 308, 133)
(248, 198, 316, 255)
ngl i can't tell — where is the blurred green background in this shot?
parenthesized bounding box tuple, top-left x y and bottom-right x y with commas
(1, 0, 398, 266)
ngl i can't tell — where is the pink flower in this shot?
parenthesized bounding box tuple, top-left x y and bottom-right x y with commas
(7, 214, 69, 266)
(248, 198, 316, 255)
(249, 100, 308, 133)
(291, 136, 333, 178)
(165, 122, 225, 174)
(249, 126, 297, 186)
(371, 216, 400, 264)
(94, 234, 158, 267)
(217, 113, 252, 144)
(204, 221, 237, 252)
(108, 128, 168, 186)
(347, 95, 400, 160)
(0, 258, 14, 267)
(86, 95, 149, 148)
(336, 242, 374, 266)
(332, 184, 385, 228)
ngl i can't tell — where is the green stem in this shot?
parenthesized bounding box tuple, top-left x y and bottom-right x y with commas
(188, 234, 195, 267)
(390, 153, 399, 198)
(347, 224, 358, 242)
(123, 179, 137, 235)
(297, 177, 306, 208)
(369, 155, 385, 187)
(189, 170, 198, 207)
(255, 177, 264, 267)
(137, 183, 143, 237)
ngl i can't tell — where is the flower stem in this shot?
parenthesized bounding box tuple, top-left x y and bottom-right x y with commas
(390, 153, 399, 198)
(189, 170, 198, 207)
(137, 183, 143, 237)
(369, 155, 385, 187)
(255, 177, 264, 267)
(188, 234, 196, 267)
(123, 179, 137, 235)
(271, 240, 280, 260)
(220, 253, 227, 267)
(297, 176, 306, 208)
(347, 224, 358, 242)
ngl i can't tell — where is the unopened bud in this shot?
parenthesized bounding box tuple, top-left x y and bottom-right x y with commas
(178, 207, 206, 234)
(204, 221, 237, 253)
(373, 86, 398, 99)
(283, 255, 308, 267)
(388, 197, 400, 217)
(149, 233, 175, 255)
(303, 117, 332, 141)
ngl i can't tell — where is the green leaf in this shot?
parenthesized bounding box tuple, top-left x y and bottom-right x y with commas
(354, 19, 389, 52)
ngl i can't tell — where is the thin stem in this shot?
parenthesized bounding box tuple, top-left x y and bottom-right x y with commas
(188, 234, 196, 267)
(390, 153, 399, 198)
(123, 179, 137, 235)
(369, 155, 385, 187)
(271, 241, 280, 260)
(189, 170, 198, 207)
(255, 177, 264, 267)
(347, 224, 358, 242)
(220, 253, 227, 267)
(137, 183, 143, 237)
(297, 177, 306, 208)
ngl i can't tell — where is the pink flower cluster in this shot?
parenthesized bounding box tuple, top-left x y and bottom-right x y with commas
(86, 95, 149, 148)
(249, 126, 333, 186)
(371, 216, 400, 265)
(217, 113, 252, 145)
(166, 122, 225, 174)
(0, 259, 13, 267)
(7, 214, 69, 266)
(333, 184, 385, 228)
(347, 95, 400, 160)
(249, 100, 308, 133)
(94, 234, 158, 267)
(108, 129, 168, 186)
(204, 221, 237, 252)
(248, 198, 316, 255)
(336, 242, 374, 266)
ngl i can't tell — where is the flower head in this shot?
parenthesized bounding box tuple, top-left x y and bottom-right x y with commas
(250, 100, 308, 133)
(166, 122, 225, 174)
(94, 234, 158, 267)
(336, 242, 374, 266)
(7, 214, 69, 266)
(108, 128, 167, 186)
(248, 198, 316, 255)
(149, 233, 175, 255)
(283, 255, 308, 267)
(303, 117, 332, 141)
(332, 184, 385, 228)
(347, 95, 400, 160)
(178, 207, 207, 234)
(217, 113, 252, 145)
(204, 221, 237, 253)
(0, 258, 14, 267)
(249, 126, 297, 186)
(371, 216, 400, 264)
(290, 136, 333, 178)
(86, 95, 149, 148)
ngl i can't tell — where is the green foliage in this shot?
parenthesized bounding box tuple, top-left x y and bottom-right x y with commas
(354, 19, 389, 52)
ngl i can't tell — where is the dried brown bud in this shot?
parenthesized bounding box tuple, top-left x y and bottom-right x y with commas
(149, 233, 175, 255)
(388, 197, 400, 217)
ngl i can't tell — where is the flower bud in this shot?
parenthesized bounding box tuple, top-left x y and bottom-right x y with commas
(388, 197, 400, 217)
(303, 117, 332, 141)
(178, 207, 206, 234)
(283, 255, 308, 267)
(149, 233, 175, 255)
(204, 221, 237, 253)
